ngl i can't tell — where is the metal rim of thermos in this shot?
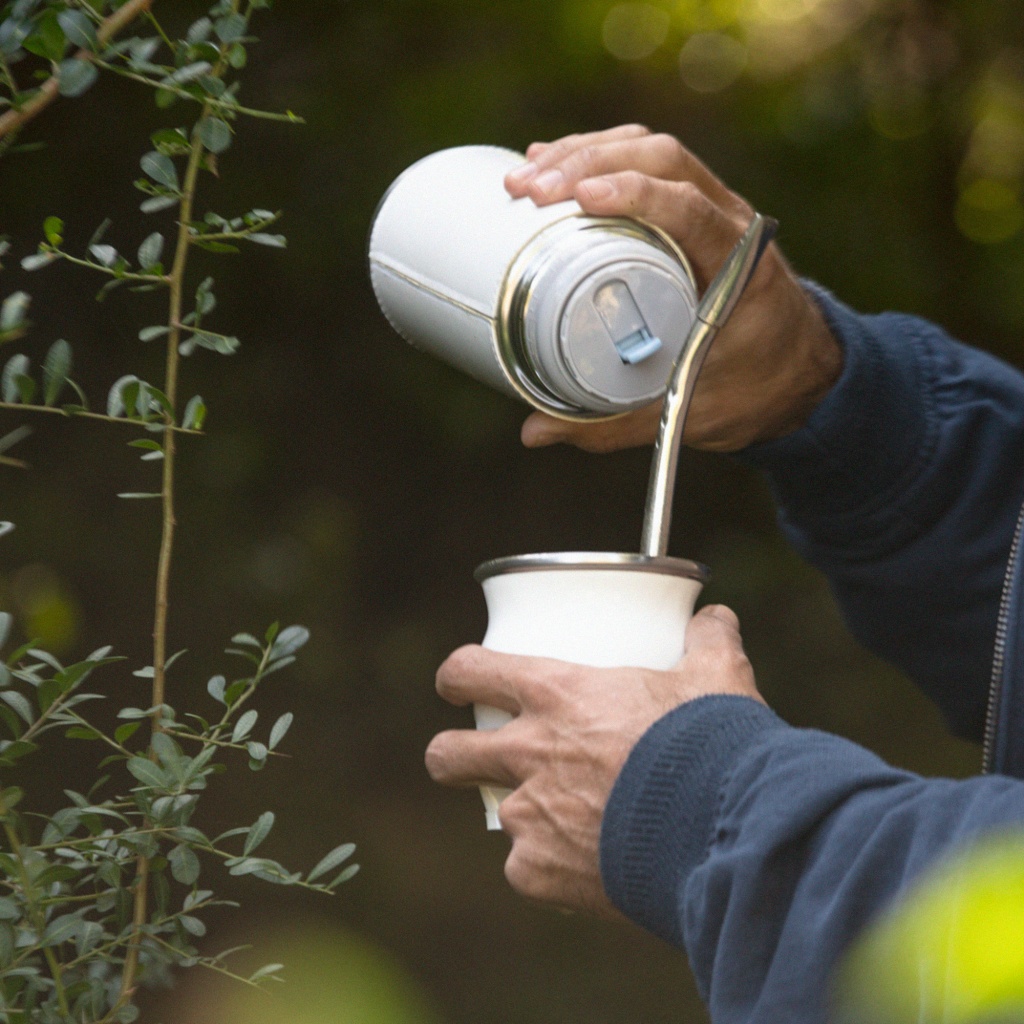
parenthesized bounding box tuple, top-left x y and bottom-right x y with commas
(474, 550, 710, 582)
(496, 215, 699, 422)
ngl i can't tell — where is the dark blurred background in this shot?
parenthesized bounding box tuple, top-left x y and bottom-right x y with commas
(0, 0, 1014, 1019)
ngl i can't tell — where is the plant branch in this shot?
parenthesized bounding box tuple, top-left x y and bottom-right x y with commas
(90, 60, 303, 122)
(0, 0, 154, 143)
(0, 401, 202, 434)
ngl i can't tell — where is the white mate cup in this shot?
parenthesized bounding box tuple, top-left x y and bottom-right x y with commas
(369, 145, 699, 420)
(473, 552, 707, 830)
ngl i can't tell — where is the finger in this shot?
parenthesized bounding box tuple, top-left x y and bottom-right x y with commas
(683, 604, 744, 658)
(425, 729, 519, 789)
(506, 124, 651, 196)
(521, 134, 742, 213)
(438, 644, 574, 714)
(521, 404, 661, 453)
(574, 172, 751, 290)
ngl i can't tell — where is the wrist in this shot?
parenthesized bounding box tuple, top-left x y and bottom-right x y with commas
(756, 284, 843, 444)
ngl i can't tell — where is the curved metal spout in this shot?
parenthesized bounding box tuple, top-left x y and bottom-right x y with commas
(640, 213, 778, 558)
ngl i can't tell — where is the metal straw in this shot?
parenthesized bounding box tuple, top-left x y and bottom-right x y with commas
(640, 213, 779, 558)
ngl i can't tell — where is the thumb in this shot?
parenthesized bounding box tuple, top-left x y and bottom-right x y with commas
(682, 604, 744, 658)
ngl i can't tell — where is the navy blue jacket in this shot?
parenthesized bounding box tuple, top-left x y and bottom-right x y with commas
(599, 284, 1024, 1023)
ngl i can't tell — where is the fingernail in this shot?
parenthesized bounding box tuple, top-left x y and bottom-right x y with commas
(507, 161, 538, 183)
(533, 168, 565, 197)
(580, 177, 615, 202)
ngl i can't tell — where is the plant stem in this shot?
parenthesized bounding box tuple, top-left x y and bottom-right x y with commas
(117, 99, 208, 1012)
(0, 0, 155, 143)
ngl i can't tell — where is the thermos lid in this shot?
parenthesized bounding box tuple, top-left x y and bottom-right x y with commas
(512, 219, 699, 416)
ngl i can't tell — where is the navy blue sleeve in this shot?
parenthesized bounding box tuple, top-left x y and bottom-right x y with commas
(600, 695, 1024, 1024)
(743, 284, 1024, 742)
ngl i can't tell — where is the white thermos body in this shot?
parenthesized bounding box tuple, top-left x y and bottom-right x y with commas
(368, 145, 700, 420)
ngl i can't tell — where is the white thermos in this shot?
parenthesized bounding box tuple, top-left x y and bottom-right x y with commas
(369, 145, 700, 420)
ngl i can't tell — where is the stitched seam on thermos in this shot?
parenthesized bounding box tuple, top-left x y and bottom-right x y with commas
(369, 255, 496, 323)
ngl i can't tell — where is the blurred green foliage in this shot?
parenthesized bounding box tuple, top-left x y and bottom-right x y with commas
(1, 0, 1020, 1020)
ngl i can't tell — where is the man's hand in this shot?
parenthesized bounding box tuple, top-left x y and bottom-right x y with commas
(425, 605, 762, 918)
(504, 125, 842, 454)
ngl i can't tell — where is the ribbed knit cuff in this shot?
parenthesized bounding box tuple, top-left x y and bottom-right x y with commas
(599, 695, 784, 947)
(741, 282, 933, 531)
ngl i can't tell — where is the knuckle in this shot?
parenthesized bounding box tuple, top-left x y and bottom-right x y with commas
(649, 131, 684, 162)
(623, 122, 651, 138)
(435, 644, 478, 694)
(618, 170, 653, 207)
(563, 144, 601, 178)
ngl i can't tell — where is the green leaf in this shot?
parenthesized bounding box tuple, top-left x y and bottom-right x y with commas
(0, 291, 30, 334)
(64, 725, 100, 740)
(244, 811, 274, 855)
(107, 374, 139, 416)
(14, 373, 34, 404)
(198, 116, 231, 154)
(214, 12, 247, 42)
(141, 195, 179, 214)
(248, 963, 285, 983)
(25, 10, 66, 62)
(268, 712, 293, 751)
(227, 42, 247, 68)
(207, 675, 226, 703)
(132, 666, 155, 679)
(168, 843, 200, 885)
(43, 216, 63, 246)
(89, 243, 118, 267)
(0, 739, 38, 765)
(179, 914, 206, 936)
(0, 690, 33, 726)
(246, 741, 267, 762)
(271, 625, 309, 661)
(182, 395, 206, 430)
(0, 613, 10, 649)
(307, 842, 356, 883)
(137, 232, 164, 269)
(114, 721, 142, 744)
(117, 492, 162, 500)
(0, 897, 19, 921)
(57, 58, 98, 97)
(139, 325, 170, 342)
(20, 251, 57, 271)
(2, 354, 28, 402)
(42, 913, 81, 947)
(140, 151, 180, 192)
(248, 233, 287, 248)
(42, 338, 71, 406)
(328, 863, 360, 888)
(57, 10, 96, 49)
(231, 709, 257, 743)
(126, 757, 169, 789)
(167, 60, 211, 85)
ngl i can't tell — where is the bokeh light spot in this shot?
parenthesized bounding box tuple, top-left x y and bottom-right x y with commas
(602, 3, 671, 60)
(679, 31, 747, 92)
(955, 179, 1024, 244)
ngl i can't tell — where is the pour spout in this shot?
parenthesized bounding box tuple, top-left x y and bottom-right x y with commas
(640, 213, 778, 559)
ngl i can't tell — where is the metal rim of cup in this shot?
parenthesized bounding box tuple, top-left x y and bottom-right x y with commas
(473, 550, 710, 583)
(496, 215, 699, 423)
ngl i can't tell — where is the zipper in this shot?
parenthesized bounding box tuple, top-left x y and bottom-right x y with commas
(982, 497, 1024, 773)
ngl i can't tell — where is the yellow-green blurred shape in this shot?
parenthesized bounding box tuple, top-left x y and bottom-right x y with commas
(955, 179, 1024, 244)
(602, 3, 671, 60)
(679, 31, 746, 91)
(176, 923, 446, 1024)
(834, 832, 1024, 1024)
(9, 564, 79, 655)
